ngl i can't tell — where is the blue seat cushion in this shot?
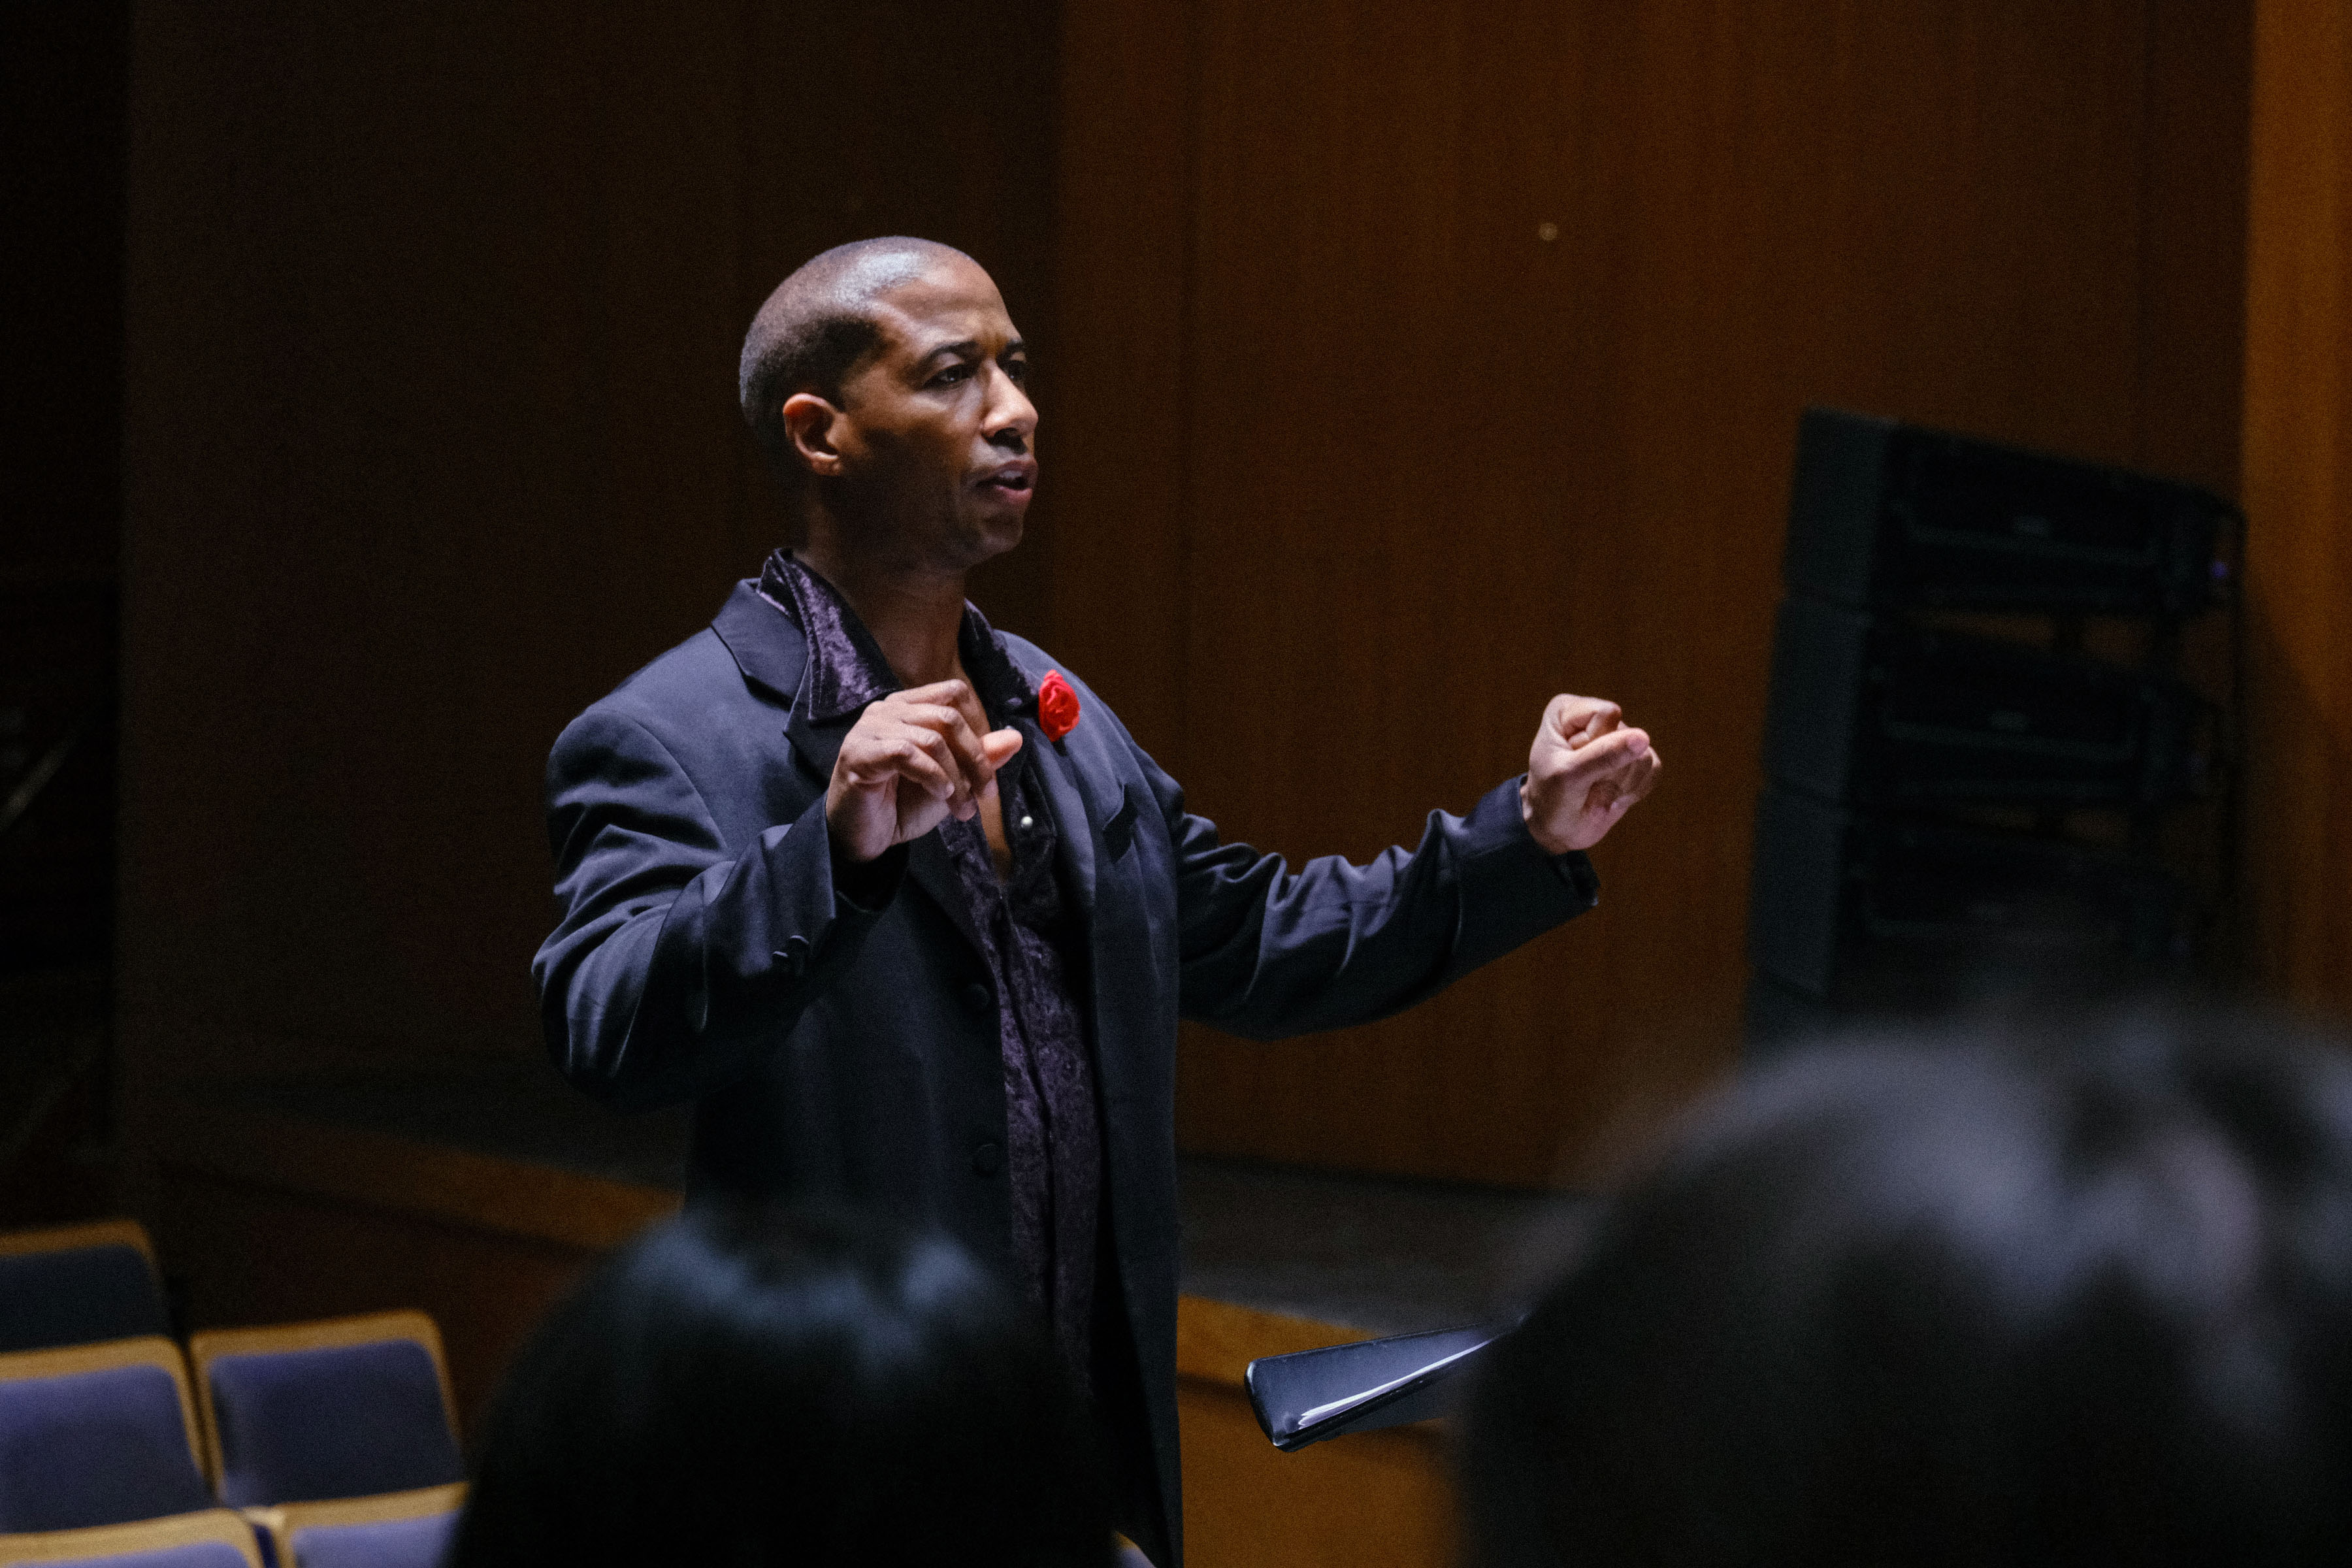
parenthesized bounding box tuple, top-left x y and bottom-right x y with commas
(208, 1341, 462, 1506)
(0, 1247, 171, 1354)
(291, 1510, 457, 1568)
(0, 1363, 213, 1531)
(16, 1544, 253, 1568)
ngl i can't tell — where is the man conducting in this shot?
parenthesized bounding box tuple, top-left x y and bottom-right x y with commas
(534, 238, 1660, 1564)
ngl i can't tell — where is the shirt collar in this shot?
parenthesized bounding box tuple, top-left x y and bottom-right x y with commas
(756, 549, 1037, 726)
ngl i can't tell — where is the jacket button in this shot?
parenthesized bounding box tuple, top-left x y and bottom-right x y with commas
(972, 1141, 1004, 1176)
(960, 981, 993, 1017)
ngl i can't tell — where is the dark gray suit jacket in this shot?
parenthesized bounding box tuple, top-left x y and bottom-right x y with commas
(534, 581, 1600, 1565)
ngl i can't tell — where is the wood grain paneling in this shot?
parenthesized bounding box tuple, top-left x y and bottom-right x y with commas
(115, 2, 1058, 1096)
(116, 1, 2266, 1189)
(2139, 0, 2254, 495)
(142, 1096, 679, 1252)
(148, 1171, 598, 1437)
(1043, 0, 1198, 763)
(1179, 1381, 1453, 1568)
(1173, 1296, 1448, 1568)
(2240, 0, 2352, 1015)
(1043, 0, 2253, 1184)
(137, 1088, 678, 1434)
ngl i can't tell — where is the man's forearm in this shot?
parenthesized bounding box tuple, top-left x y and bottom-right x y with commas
(1173, 776, 1597, 1041)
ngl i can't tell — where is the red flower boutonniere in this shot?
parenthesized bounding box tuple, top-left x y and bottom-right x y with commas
(1037, 671, 1081, 742)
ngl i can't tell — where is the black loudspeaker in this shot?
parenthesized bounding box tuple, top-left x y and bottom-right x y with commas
(1747, 786, 2190, 1002)
(1786, 408, 2234, 613)
(1763, 598, 2210, 808)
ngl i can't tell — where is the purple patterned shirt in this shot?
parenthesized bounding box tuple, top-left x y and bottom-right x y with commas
(758, 551, 1102, 1383)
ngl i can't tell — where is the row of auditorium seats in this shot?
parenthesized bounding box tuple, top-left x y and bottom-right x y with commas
(0, 1221, 463, 1568)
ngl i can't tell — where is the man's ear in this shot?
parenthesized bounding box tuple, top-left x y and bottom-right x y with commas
(781, 392, 847, 478)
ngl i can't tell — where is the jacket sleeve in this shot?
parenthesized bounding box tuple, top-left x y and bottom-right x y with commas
(1149, 753, 1599, 1041)
(531, 707, 904, 1111)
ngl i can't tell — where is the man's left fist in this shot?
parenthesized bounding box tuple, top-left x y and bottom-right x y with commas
(1520, 693, 1661, 854)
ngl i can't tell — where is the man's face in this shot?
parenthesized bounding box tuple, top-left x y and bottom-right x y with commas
(824, 256, 1036, 574)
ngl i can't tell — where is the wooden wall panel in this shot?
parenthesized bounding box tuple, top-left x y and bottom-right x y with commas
(1171, 1299, 1452, 1568)
(1179, 1384, 1452, 1568)
(150, 1171, 598, 1437)
(2240, 0, 2352, 1016)
(116, 0, 2266, 1187)
(1043, 0, 1198, 762)
(2140, 0, 2254, 496)
(115, 1, 1058, 1097)
(1041, 1, 2255, 1185)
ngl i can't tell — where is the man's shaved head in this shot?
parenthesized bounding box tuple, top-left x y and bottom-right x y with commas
(738, 237, 976, 470)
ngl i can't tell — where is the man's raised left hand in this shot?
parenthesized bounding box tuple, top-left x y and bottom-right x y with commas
(1520, 693, 1661, 854)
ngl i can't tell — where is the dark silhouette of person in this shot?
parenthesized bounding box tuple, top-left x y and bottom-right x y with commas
(1458, 1007, 2352, 1568)
(448, 1203, 1111, 1568)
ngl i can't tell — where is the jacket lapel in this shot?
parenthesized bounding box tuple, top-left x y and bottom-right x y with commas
(790, 694, 990, 957)
(1021, 718, 1100, 923)
(715, 577, 1098, 960)
(713, 577, 860, 798)
(781, 700, 851, 791)
(716, 578, 1002, 958)
(710, 580, 805, 705)
(713, 576, 845, 789)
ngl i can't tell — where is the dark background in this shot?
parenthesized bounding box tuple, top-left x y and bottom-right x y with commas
(4, 0, 2347, 1198)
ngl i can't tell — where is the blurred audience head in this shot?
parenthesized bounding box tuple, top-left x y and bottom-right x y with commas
(449, 1201, 1111, 1568)
(1460, 1005, 2352, 1568)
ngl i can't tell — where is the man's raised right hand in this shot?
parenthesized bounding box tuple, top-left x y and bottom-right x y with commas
(826, 679, 1024, 864)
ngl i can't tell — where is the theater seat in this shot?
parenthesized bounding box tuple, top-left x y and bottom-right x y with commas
(187, 1314, 461, 1509)
(0, 1507, 263, 1568)
(0, 1222, 171, 1356)
(246, 1484, 463, 1568)
(0, 1338, 214, 1533)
